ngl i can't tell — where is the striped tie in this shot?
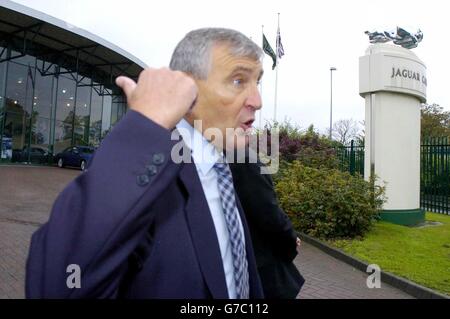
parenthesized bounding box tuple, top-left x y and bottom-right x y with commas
(213, 159, 250, 299)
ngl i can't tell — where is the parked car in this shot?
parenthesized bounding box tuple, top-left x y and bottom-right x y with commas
(54, 146, 95, 171)
(12, 146, 53, 164)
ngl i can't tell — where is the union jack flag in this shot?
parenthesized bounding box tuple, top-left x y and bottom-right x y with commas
(276, 28, 285, 59)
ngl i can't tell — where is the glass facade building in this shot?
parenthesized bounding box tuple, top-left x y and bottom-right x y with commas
(0, 2, 144, 164)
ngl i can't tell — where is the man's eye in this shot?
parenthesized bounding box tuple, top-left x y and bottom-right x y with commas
(233, 79, 243, 86)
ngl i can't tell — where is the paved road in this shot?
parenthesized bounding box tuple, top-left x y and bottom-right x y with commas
(0, 166, 413, 299)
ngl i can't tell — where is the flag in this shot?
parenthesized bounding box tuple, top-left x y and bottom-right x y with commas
(276, 28, 285, 59)
(262, 33, 277, 70)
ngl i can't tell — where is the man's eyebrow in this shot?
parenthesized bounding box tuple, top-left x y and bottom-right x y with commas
(230, 66, 254, 74)
(230, 66, 264, 79)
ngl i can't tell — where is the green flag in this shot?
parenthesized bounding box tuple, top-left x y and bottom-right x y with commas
(262, 33, 277, 70)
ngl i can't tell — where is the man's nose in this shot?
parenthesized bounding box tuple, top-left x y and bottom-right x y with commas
(246, 85, 262, 110)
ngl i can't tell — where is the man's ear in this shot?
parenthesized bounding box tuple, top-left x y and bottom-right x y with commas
(184, 74, 201, 121)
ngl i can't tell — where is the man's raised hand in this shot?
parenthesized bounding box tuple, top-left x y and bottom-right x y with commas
(115, 68, 198, 130)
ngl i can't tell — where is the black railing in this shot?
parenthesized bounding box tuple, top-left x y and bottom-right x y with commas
(334, 140, 365, 176)
(335, 138, 450, 215)
(421, 137, 450, 215)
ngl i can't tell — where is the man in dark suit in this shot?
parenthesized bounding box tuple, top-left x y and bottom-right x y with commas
(230, 157, 305, 299)
(25, 28, 265, 299)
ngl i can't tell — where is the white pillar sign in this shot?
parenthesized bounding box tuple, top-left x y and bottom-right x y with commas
(359, 43, 426, 226)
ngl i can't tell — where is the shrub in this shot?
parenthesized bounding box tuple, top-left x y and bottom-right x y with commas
(275, 161, 386, 239)
(262, 122, 341, 171)
(295, 126, 341, 170)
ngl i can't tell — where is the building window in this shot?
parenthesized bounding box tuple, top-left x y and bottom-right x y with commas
(90, 83, 103, 146)
(5, 62, 32, 115)
(53, 120, 72, 154)
(101, 94, 112, 139)
(33, 68, 54, 119)
(75, 76, 91, 127)
(55, 74, 76, 123)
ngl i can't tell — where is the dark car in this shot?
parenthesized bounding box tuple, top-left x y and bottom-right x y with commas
(12, 146, 52, 164)
(55, 146, 95, 171)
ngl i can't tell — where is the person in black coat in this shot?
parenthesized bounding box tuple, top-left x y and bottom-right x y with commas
(229, 157, 305, 299)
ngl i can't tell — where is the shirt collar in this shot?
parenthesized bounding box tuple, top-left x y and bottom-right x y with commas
(176, 118, 222, 175)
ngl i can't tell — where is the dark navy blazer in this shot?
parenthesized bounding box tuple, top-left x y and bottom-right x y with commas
(25, 110, 263, 299)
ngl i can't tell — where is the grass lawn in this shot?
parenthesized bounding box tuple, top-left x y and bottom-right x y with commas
(327, 212, 450, 296)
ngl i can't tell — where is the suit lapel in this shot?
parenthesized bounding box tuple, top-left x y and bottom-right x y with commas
(179, 162, 229, 299)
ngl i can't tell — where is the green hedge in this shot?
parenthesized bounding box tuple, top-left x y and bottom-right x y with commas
(275, 161, 386, 239)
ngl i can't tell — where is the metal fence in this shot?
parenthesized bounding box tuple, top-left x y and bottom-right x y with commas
(335, 138, 450, 215)
(334, 140, 365, 176)
(421, 137, 450, 215)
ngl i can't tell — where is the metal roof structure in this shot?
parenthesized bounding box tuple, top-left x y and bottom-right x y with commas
(0, 0, 145, 91)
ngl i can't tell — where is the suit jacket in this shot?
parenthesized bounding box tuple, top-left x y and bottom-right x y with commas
(25, 110, 263, 299)
(230, 159, 305, 299)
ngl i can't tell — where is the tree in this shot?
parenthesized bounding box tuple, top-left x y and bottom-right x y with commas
(354, 120, 365, 145)
(330, 118, 361, 145)
(421, 103, 450, 140)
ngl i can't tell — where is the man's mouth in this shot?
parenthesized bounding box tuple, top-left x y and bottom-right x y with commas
(240, 119, 255, 131)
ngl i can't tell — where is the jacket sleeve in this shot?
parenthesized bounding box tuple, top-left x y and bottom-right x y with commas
(230, 160, 298, 262)
(25, 110, 182, 298)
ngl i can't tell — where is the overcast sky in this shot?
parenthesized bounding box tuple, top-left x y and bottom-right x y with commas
(10, 0, 450, 133)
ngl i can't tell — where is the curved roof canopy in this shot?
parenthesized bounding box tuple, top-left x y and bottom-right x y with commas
(0, 0, 145, 90)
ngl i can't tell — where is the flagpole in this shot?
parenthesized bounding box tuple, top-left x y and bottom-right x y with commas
(274, 13, 280, 122)
(259, 24, 264, 129)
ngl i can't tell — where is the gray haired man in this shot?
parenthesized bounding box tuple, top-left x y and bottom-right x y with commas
(26, 28, 265, 299)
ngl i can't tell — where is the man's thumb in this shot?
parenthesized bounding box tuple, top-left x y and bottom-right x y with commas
(115, 76, 137, 98)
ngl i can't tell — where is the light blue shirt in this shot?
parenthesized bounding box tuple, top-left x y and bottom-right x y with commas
(176, 118, 246, 299)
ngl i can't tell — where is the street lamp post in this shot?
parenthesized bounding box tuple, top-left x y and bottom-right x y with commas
(329, 67, 337, 140)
